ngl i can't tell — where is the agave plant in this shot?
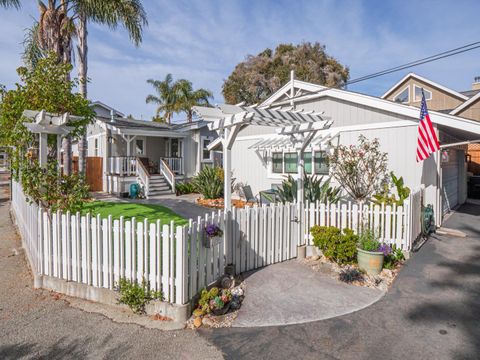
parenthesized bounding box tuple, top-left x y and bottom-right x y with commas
(274, 172, 341, 204)
(191, 166, 224, 199)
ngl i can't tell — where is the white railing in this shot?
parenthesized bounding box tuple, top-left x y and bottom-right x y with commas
(162, 157, 183, 175)
(12, 180, 423, 310)
(160, 159, 175, 193)
(107, 156, 137, 176)
(136, 157, 150, 196)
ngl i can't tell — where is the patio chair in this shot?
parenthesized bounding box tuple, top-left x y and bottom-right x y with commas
(240, 185, 258, 204)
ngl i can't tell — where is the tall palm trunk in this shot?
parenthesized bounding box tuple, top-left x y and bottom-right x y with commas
(77, 13, 88, 175)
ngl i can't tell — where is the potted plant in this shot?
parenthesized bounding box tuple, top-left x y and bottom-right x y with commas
(357, 228, 384, 275)
(197, 287, 233, 316)
(204, 223, 223, 248)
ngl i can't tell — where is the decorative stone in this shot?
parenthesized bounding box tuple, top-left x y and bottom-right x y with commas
(193, 316, 202, 328)
(231, 287, 244, 297)
(202, 316, 214, 327)
(220, 275, 234, 289)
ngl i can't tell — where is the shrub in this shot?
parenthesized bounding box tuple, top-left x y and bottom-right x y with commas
(192, 166, 224, 199)
(116, 278, 163, 314)
(275, 171, 341, 204)
(357, 228, 380, 252)
(384, 246, 405, 269)
(311, 225, 357, 264)
(197, 287, 232, 315)
(176, 181, 196, 195)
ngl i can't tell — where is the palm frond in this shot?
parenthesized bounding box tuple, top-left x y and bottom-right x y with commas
(0, 0, 21, 9)
(22, 22, 47, 70)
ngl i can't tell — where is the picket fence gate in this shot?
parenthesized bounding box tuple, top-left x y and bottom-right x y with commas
(11, 180, 422, 306)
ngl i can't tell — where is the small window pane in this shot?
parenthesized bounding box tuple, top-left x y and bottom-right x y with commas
(303, 152, 312, 174)
(135, 139, 144, 155)
(314, 151, 329, 174)
(284, 152, 298, 173)
(394, 87, 409, 103)
(272, 152, 283, 173)
(202, 139, 211, 160)
(414, 86, 432, 101)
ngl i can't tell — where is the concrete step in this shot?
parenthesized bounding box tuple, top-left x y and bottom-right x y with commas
(148, 189, 172, 196)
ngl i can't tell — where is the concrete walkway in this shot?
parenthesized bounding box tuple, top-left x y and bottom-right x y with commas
(200, 204, 480, 359)
(0, 176, 222, 360)
(233, 260, 384, 327)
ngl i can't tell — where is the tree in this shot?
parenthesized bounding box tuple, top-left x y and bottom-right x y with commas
(175, 79, 212, 122)
(0, 54, 94, 211)
(146, 74, 213, 123)
(328, 135, 388, 201)
(222, 42, 349, 105)
(0, 0, 20, 8)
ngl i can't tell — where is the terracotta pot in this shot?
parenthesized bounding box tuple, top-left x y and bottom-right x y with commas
(357, 248, 384, 275)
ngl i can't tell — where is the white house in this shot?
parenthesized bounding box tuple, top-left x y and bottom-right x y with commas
(221, 78, 480, 225)
(73, 102, 221, 197)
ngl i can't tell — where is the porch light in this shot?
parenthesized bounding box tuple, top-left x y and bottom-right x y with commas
(108, 136, 115, 144)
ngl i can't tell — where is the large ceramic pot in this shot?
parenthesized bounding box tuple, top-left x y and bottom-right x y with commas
(357, 248, 384, 275)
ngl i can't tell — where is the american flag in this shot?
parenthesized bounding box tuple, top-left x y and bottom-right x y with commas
(416, 90, 440, 162)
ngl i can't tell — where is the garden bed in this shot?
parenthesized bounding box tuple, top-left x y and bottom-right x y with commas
(300, 252, 403, 292)
(196, 198, 255, 209)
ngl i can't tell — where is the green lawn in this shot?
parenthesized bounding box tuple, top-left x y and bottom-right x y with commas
(82, 201, 188, 226)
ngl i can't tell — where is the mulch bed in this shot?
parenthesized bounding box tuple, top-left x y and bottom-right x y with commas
(197, 198, 255, 209)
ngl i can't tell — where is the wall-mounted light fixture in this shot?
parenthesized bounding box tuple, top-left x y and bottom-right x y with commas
(108, 136, 115, 144)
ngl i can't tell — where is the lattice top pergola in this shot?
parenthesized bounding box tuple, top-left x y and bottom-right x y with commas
(193, 103, 333, 209)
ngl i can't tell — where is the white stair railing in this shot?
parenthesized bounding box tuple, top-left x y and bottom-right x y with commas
(107, 156, 137, 176)
(160, 159, 175, 193)
(162, 157, 183, 175)
(136, 157, 150, 197)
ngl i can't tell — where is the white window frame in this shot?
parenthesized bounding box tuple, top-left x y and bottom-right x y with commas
(267, 148, 330, 180)
(94, 138, 99, 157)
(393, 85, 410, 103)
(135, 137, 146, 156)
(413, 84, 432, 102)
(201, 136, 213, 162)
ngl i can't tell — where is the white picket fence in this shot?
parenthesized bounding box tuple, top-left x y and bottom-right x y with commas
(11, 180, 422, 306)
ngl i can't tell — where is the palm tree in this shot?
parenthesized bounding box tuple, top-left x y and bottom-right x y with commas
(0, 0, 20, 8)
(146, 74, 178, 124)
(175, 79, 213, 122)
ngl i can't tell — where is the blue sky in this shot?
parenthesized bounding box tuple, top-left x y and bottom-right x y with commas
(0, 0, 479, 121)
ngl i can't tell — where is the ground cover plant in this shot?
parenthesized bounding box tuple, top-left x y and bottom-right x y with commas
(82, 201, 188, 225)
(116, 278, 163, 314)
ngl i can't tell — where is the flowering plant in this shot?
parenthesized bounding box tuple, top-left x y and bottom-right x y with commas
(377, 243, 392, 256)
(205, 223, 223, 238)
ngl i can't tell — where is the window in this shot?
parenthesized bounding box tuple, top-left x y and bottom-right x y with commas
(303, 152, 312, 174)
(201, 137, 212, 162)
(314, 151, 329, 174)
(272, 152, 283, 173)
(414, 85, 432, 102)
(94, 138, 99, 156)
(393, 86, 409, 103)
(284, 153, 298, 173)
(135, 139, 145, 155)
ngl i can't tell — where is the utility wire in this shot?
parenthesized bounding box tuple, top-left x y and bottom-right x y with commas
(346, 41, 480, 86)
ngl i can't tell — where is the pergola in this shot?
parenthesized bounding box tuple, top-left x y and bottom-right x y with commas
(22, 110, 77, 168)
(193, 104, 333, 209)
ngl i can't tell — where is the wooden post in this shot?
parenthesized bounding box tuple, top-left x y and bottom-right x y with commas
(224, 128, 232, 211)
(39, 133, 48, 168)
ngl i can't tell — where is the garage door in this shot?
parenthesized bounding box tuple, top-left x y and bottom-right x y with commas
(442, 149, 460, 214)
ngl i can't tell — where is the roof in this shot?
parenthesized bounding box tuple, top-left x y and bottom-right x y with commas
(91, 101, 125, 117)
(381, 73, 469, 101)
(266, 83, 480, 136)
(96, 116, 172, 130)
(460, 89, 480, 98)
(450, 91, 480, 116)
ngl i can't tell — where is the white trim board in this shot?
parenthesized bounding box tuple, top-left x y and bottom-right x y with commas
(381, 73, 468, 101)
(261, 79, 326, 106)
(450, 91, 480, 115)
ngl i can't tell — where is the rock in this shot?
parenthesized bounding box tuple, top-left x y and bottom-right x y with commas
(202, 316, 214, 327)
(231, 287, 244, 297)
(230, 300, 241, 310)
(193, 316, 202, 328)
(220, 275, 234, 289)
(311, 255, 320, 261)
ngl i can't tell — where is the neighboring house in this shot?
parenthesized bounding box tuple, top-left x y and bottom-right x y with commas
(225, 77, 480, 225)
(74, 102, 220, 197)
(382, 73, 480, 176)
(0, 147, 8, 172)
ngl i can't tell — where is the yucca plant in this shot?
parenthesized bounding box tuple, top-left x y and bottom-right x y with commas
(192, 166, 224, 199)
(274, 172, 341, 204)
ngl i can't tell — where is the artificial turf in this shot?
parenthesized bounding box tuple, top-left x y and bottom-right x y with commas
(81, 201, 188, 226)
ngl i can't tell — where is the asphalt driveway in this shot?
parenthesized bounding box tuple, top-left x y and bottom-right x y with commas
(200, 204, 480, 360)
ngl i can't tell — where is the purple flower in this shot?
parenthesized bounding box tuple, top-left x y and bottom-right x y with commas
(205, 223, 223, 238)
(377, 243, 392, 256)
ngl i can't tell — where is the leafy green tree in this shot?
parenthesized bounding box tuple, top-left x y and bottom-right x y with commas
(146, 74, 213, 123)
(222, 42, 350, 105)
(0, 54, 95, 211)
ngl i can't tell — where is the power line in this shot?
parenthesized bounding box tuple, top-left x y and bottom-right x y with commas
(346, 41, 480, 86)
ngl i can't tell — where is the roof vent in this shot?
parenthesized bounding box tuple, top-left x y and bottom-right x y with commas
(110, 109, 115, 123)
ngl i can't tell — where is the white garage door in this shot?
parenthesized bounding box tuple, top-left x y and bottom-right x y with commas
(442, 149, 461, 214)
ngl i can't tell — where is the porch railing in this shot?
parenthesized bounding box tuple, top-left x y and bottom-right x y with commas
(107, 156, 137, 176)
(162, 157, 183, 175)
(136, 157, 150, 195)
(160, 158, 175, 193)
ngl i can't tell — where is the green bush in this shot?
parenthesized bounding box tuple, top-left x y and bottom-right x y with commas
(384, 246, 405, 269)
(311, 225, 358, 264)
(357, 228, 380, 252)
(176, 181, 196, 195)
(117, 278, 163, 314)
(191, 166, 224, 199)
